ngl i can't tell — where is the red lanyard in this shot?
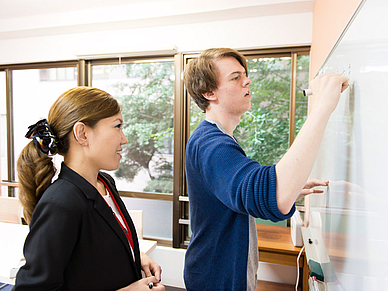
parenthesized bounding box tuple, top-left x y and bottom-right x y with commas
(98, 177, 134, 250)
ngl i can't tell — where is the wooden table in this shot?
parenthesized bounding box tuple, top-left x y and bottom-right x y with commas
(257, 224, 308, 291)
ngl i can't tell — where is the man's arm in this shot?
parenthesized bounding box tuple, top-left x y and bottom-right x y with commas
(275, 73, 349, 214)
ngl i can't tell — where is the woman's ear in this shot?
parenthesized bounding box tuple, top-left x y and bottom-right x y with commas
(73, 122, 88, 146)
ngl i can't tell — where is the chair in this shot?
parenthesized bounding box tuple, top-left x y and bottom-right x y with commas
(128, 210, 143, 239)
(0, 197, 22, 224)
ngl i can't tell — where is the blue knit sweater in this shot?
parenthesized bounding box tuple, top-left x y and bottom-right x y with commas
(184, 120, 295, 290)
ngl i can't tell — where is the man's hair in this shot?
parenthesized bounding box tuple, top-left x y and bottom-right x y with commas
(183, 48, 248, 113)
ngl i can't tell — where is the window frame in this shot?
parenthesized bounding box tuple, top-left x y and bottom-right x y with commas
(178, 46, 310, 247)
(0, 46, 310, 248)
(0, 61, 79, 197)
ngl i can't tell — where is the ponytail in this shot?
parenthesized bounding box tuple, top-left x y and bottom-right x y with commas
(17, 142, 56, 224)
(17, 87, 120, 224)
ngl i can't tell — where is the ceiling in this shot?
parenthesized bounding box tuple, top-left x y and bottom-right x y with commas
(0, 0, 315, 40)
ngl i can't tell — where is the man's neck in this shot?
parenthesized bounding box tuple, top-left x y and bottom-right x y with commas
(205, 111, 240, 137)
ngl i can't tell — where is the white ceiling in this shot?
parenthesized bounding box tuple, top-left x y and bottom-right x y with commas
(0, 0, 315, 40)
(0, 0, 314, 19)
(0, 0, 154, 19)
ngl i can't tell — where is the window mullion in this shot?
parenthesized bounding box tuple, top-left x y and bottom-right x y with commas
(289, 52, 298, 147)
(5, 69, 15, 197)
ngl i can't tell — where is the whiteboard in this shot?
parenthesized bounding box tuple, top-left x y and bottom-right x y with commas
(308, 0, 388, 289)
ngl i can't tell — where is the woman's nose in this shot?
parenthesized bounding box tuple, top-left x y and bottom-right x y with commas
(121, 131, 128, 144)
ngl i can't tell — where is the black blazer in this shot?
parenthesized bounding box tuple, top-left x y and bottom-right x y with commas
(14, 163, 142, 291)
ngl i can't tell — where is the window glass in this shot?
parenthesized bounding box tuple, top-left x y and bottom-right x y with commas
(0, 71, 7, 196)
(186, 54, 309, 228)
(295, 55, 310, 137)
(294, 55, 310, 206)
(92, 61, 175, 241)
(122, 197, 172, 240)
(235, 57, 292, 165)
(189, 98, 205, 134)
(92, 61, 175, 195)
(13, 68, 77, 183)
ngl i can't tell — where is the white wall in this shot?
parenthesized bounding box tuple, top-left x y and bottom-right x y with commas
(0, 0, 314, 64)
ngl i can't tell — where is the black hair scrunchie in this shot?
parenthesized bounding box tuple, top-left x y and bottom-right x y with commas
(25, 119, 58, 155)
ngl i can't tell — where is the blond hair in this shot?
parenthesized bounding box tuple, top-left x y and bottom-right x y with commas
(183, 48, 248, 112)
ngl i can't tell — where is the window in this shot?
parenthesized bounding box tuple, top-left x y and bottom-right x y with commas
(183, 48, 310, 236)
(91, 58, 175, 243)
(0, 71, 6, 196)
(0, 63, 77, 197)
(0, 47, 309, 247)
(236, 56, 293, 166)
(13, 68, 77, 177)
(91, 61, 175, 194)
(295, 55, 310, 138)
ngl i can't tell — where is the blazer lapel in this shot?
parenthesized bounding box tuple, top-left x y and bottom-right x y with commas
(92, 191, 133, 256)
(97, 173, 142, 274)
(58, 163, 138, 270)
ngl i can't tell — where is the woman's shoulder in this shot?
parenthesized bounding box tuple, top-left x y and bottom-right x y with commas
(39, 178, 87, 208)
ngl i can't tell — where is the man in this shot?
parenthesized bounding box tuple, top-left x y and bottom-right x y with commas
(183, 48, 348, 290)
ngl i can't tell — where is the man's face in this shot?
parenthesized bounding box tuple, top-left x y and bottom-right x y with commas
(210, 57, 252, 117)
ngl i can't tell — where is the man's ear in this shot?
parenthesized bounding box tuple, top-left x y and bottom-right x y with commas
(202, 91, 217, 101)
(73, 122, 88, 146)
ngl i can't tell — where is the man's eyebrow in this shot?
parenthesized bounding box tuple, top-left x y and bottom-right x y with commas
(228, 71, 246, 76)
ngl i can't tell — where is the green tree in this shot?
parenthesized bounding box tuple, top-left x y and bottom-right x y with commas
(235, 58, 292, 165)
(112, 61, 175, 193)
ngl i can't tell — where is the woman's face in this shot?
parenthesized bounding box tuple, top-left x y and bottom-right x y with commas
(87, 112, 128, 172)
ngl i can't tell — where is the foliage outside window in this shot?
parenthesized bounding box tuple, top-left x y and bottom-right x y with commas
(188, 54, 310, 229)
(92, 61, 175, 195)
(92, 61, 175, 242)
(295, 55, 310, 138)
(190, 55, 309, 167)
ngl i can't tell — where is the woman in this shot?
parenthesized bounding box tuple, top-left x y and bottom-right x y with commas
(15, 87, 164, 291)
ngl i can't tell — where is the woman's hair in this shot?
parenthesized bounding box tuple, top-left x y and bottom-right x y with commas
(17, 87, 121, 224)
(183, 48, 248, 113)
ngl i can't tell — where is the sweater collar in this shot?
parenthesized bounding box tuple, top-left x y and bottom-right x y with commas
(205, 118, 238, 144)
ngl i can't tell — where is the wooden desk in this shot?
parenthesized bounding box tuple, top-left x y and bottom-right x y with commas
(0, 222, 157, 285)
(257, 224, 308, 291)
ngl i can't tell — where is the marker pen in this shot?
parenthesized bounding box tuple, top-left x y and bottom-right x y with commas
(302, 89, 313, 96)
(303, 88, 312, 96)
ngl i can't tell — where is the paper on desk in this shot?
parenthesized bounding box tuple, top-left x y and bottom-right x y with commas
(10, 258, 25, 279)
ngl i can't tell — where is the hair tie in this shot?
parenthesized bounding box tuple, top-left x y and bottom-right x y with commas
(25, 119, 58, 155)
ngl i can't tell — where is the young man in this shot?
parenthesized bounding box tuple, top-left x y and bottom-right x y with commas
(183, 48, 348, 291)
